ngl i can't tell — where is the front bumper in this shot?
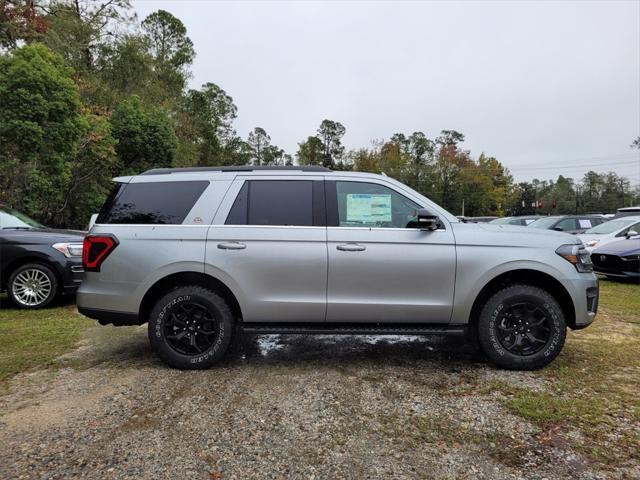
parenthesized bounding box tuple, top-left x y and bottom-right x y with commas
(570, 274, 599, 330)
(58, 259, 84, 294)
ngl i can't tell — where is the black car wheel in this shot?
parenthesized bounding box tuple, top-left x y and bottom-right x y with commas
(8, 263, 59, 309)
(477, 284, 566, 370)
(148, 286, 234, 369)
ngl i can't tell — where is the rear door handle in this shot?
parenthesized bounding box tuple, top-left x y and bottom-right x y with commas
(217, 242, 246, 250)
(336, 243, 366, 252)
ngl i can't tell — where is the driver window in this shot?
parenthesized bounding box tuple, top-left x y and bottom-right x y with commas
(335, 181, 421, 228)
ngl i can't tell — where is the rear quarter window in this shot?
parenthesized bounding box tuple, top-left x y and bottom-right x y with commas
(98, 181, 209, 224)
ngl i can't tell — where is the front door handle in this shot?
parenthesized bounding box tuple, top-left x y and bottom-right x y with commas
(336, 243, 366, 252)
(217, 242, 246, 250)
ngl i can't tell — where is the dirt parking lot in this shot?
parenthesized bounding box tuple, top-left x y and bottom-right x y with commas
(0, 280, 638, 480)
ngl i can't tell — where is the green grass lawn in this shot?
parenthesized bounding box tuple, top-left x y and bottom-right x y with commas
(0, 299, 93, 383)
(491, 278, 640, 467)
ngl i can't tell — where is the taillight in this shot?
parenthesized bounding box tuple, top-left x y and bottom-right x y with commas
(83, 235, 118, 272)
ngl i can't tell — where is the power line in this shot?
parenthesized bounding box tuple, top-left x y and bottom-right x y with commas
(508, 159, 639, 171)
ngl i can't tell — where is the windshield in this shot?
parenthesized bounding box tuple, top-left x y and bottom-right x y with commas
(489, 217, 512, 224)
(585, 219, 635, 234)
(0, 207, 43, 229)
(528, 217, 560, 229)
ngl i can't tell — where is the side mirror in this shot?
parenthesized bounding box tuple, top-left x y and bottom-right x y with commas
(627, 229, 639, 238)
(416, 209, 439, 231)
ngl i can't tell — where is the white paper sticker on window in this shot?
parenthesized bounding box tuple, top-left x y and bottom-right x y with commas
(578, 219, 592, 228)
(346, 194, 392, 223)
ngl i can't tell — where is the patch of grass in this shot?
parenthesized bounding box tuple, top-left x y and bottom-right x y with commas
(0, 301, 92, 384)
(489, 280, 640, 467)
(598, 278, 640, 324)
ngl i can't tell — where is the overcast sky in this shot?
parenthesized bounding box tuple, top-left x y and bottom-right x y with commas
(132, 0, 640, 184)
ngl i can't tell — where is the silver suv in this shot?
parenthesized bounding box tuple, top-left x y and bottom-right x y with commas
(77, 166, 598, 370)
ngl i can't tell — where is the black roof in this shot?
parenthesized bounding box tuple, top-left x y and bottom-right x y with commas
(141, 166, 332, 175)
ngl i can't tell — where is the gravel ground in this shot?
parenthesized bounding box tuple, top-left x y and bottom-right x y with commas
(0, 324, 617, 479)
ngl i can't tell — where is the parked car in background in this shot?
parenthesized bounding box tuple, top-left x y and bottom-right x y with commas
(78, 166, 598, 371)
(490, 215, 542, 226)
(613, 206, 640, 218)
(578, 216, 640, 252)
(527, 215, 608, 235)
(462, 216, 499, 223)
(0, 206, 84, 308)
(591, 237, 640, 282)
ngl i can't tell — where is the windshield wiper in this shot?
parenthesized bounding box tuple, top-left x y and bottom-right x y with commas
(2, 226, 34, 230)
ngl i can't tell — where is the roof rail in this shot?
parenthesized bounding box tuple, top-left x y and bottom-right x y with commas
(141, 165, 332, 175)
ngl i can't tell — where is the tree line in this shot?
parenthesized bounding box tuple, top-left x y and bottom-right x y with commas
(1, 1, 638, 228)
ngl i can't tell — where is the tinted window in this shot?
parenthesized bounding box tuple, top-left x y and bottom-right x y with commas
(334, 181, 421, 228)
(98, 181, 208, 224)
(226, 180, 314, 226)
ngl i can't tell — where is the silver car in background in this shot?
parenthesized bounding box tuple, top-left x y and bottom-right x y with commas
(578, 216, 640, 252)
(77, 166, 598, 371)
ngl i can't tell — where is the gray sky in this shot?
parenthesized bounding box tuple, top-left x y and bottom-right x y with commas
(132, 0, 640, 184)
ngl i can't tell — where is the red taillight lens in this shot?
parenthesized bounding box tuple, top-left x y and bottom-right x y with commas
(82, 235, 118, 272)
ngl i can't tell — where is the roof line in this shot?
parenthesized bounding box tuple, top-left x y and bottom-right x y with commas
(141, 166, 332, 175)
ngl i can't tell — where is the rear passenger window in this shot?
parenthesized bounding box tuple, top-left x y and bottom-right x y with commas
(225, 180, 315, 226)
(98, 181, 208, 224)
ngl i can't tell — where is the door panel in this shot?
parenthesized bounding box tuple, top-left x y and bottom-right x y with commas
(325, 179, 456, 323)
(206, 176, 327, 323)
(206, 226, 327, 322)
(327, 228, 456, 322)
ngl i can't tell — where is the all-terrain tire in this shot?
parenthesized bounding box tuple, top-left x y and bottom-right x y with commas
(477, 284, 566, 370)
(148, 286, 234, 369)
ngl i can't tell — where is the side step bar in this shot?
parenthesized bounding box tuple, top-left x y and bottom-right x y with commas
(240, 323, 468, 336)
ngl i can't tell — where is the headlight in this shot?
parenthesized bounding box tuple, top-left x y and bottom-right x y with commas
(52, 242, 84, 258)
(622, 254, 640, 261)
(585, 239, 599, 247)
(556, 244, 593, 273)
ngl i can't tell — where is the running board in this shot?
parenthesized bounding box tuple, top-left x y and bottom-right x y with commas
(240, 323, 467, 336)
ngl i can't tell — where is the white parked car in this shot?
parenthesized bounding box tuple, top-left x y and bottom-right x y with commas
(578, 216, 640, 252)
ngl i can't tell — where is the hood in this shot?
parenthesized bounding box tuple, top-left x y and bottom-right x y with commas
(1, 227, 85, 244)
(592, 237, 640, 256)
(452, 222, 581, 248)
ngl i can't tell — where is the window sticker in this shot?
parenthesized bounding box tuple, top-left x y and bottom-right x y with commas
(346, 194, 392, 223)
(578, 219, 592, 228)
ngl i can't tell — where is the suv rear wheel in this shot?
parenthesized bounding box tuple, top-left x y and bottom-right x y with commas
(148, 286, 234, 369)
(8, 263, 58, 309)
(477, 284, 566, 370)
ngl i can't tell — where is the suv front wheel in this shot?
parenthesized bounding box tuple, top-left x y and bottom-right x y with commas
(477, 284, 567, 370)
(148, 286, 234, 369)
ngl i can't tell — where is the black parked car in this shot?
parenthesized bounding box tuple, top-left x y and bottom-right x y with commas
(0, 206, 84, 308)
(591, 236, 640, 282)
(527, 215, 608, 235)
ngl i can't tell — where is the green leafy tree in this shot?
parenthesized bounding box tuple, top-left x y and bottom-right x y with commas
(317, 119, 345, 166)
(296, 135, 324, 166)
(0, 0, 48, 50)
(141, 9, 194, 101)
(247, 127, 270, 166)
(0, 43, 86, 223)
(110, 95, 177, 175)
(43, 0, 134, 74)
(177, 82, 242, 166)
